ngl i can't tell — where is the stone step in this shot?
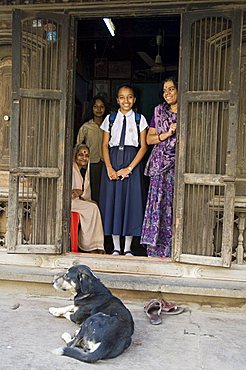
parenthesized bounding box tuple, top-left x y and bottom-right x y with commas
(0, 264, 245, 308)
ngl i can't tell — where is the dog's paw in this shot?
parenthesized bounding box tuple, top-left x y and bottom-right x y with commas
(61, 332, 72, 343)
(49, 307, 62, 317)
(51, 347, 64, 356)
(64, 311, 72, 321)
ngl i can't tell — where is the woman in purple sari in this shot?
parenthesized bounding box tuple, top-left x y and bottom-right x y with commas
(141, 78, 178, 257)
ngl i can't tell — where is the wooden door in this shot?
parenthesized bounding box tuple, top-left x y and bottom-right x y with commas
(236, 42, 246, 195)
(173, 11, 243, 267)
(7, 10, 69, 253)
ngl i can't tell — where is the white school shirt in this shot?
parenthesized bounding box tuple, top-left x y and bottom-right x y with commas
(100, 109, 148, 147)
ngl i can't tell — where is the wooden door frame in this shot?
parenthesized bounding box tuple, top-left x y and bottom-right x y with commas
(8, 10, 70, 253)
(6, 7, 244, 268)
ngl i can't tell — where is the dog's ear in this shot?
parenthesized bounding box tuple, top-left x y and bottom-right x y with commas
(78, 270, 91, 279)
(68, 265, 97, 295)
(78, 272, 93, 295)
(75, 265, 96, 278)
(78, 271, 90, 280)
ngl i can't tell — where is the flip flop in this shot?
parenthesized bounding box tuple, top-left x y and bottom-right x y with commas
(144, 299, 162, 325)
(160, 299, 184, 315)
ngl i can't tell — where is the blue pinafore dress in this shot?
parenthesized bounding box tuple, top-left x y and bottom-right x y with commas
(99, 111, 146, 236)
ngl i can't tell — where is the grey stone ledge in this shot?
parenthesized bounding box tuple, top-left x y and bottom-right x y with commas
(0, 264, 245, 300)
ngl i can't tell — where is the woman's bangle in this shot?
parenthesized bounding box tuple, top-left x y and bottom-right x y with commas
(127, 166, 132, 174)
(158, 133, 164, 142)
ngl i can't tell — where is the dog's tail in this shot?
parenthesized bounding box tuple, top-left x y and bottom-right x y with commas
(52, 346, 100, 363)
(61, 344, 111, 363)
(53, 340, 128, 363)
(64, 347, 103, 363)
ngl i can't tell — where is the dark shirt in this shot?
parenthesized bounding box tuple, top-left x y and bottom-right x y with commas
(80, 167, 86, 180)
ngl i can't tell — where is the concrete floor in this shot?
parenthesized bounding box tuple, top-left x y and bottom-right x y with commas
(1, 286, 246, 370)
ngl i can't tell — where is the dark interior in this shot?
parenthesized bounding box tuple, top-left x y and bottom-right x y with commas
(75, 16, 180, 131)
(75, 16, 180, 255)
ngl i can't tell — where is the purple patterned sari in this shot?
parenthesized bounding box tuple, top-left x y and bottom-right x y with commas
(141, 103, 177, 257)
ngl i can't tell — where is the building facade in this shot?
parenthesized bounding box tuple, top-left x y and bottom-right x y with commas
(0, 1, 245, 288)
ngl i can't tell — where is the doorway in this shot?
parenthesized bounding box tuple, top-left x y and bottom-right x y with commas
(74, 16, 180, 135)
(73, 16, 180, 255)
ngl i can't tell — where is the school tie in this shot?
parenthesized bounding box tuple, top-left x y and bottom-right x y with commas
(117, 115, 126, 166)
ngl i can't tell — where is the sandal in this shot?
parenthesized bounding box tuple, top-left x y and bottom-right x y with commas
(112, 250, 121, 256)
(160, 299, 184, 315)
(144, 299, 162, 325)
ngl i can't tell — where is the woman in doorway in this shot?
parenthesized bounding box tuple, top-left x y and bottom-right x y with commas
(100, 85, 148, 256)
(71, 143, 105, 254)
(141, 77, 178, 258)
(77, 95, 108, 204)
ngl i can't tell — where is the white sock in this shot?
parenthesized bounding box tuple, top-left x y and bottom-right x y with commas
(112, 235, 120, 252)
(124, 236, 133, 253)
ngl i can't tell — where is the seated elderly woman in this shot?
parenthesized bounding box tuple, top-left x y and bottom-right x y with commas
(71, 143, 105, 253)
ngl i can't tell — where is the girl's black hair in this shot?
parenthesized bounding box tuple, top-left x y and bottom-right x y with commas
(116, 84, 136, 97)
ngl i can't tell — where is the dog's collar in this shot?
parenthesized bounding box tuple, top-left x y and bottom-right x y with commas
(75, 292, 90, 300)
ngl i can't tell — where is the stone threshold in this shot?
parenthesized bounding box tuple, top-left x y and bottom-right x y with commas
(0, 250, 246, 281)
(0, 250, 245, 306)
(0, 263, 245, 308)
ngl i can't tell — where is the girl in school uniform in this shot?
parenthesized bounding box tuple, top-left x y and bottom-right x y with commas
(99, 85, 148, 256)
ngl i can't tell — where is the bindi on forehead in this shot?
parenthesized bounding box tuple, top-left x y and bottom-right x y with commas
(163, 86, 176, 93)
(79, 149, 89, 155)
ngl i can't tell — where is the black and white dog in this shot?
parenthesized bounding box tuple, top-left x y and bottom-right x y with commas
(49, 264, 134, 363)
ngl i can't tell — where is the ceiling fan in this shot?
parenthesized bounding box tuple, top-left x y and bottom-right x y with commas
(137, 32, 177, 74)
